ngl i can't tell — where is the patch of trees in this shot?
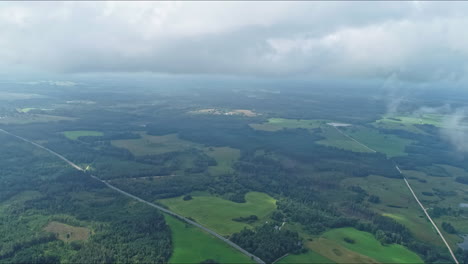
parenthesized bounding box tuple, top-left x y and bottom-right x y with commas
(456, 176, 468, 185)
(368, 195, 381, 204)
(441, 222, 457, 234)
(232, 215, 258, 224)
(230, 223, 303, 263)
(429, 206, 464, 218)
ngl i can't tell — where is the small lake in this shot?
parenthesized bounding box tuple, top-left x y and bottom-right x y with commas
(459, 203, 468, 208)
(459, 235, 468, 250)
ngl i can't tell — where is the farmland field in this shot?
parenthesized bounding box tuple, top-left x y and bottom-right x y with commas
(164, 215, 254, 264)
(112, 133, 200, 156)
(321, 228, 423, 263)
(341, 126, 412, 157)
(63, 130, 103, 140)
(159, 192, 276, 235)
(0, 114, 74, 124)
(317, 126, 372, 153)
(341, 175, 446, 247)
(205, 146, 240, 175)
(278, 250, 335, 264)
(249, 118, 324, 131)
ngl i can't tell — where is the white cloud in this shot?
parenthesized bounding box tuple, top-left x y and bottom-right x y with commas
(1, 1, 468, 81)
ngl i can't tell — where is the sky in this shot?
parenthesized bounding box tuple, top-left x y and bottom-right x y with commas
(1, 1, 468, 83)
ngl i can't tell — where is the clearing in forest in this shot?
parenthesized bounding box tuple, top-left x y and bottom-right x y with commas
(249, 118, 324, 131)
(159, 192, 276, 235)
(164, 215, 254, 264)
(111, 133, 200, 156)
(63, 130, 103, 140)
(319, 228, 423, 263)
(43, 221, 91, 242)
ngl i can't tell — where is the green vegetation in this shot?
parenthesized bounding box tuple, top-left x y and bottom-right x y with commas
(322, 228, 423, 263)
(112, 133, 200, 156)
(43, 221, 91, 242)
(164, 215, 254, 264)
(373, 114, 448, 134)
(159, 192, 276, 235)
(3, 82, 467, 263)
(0, 114, 74, 124)
(317, 126, 373, 153)
(205, 146, 240, 175)
(341, 175, 444, 247)
(249, 118, 324, 131)
(278, 250, 335, 264)
(342, 126, 412, 157)
(63, 130, 103, 140)
(19, 107, 36, 113)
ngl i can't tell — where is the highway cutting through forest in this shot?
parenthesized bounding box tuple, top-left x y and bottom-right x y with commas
(0, 128, 265, 264)
(332, 126, 459, 264)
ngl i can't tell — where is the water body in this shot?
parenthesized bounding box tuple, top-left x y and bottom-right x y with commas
(459, 203, 468, 208)
(459, 235, 468, 250)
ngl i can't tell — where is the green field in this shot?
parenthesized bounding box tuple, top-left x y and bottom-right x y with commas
(164, 215, 254, 264)
(63, 130, 103, 140)
(250, 118, 325, 131)
(342, 126, 412, 157)
(317, 126, 373, 153)
(278, 250, 335, 264)
(0, 114, 74, 124)
(373, 114, 449, 134)
(401, 166, 468, 246)
(112, 133, 200, 156)
(322, 228, 423, 263)
(159, 192, 276, 235)
(341, 175, 445, 248)
(18, 107, 36, 113)
(205, 146, 240, 175)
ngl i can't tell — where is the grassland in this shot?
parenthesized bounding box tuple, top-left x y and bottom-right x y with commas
(205, 146, 240, 175)
(373, 113, 448, 134)
(0, 114, 74, 124)
(249, 118, 325, 131)
(159, 192, 276, 235)
(342, 126, 412, 157)
(320, 228, 423, 263)
(189, 108, 258, 117)
(401, 166, 468, 246)
(18, 107, 36, 113)
(341, 175, 445, 247)
(112, 133, 201, 156)
(164, 215, 254, 264)
(278, 250, 335, 264)
(317, 126, 373, 153)
(43, 221, 91, 242)
(63, 130, 103, 140)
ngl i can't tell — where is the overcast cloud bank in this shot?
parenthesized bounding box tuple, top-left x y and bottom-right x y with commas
(1, 1, 468, 82)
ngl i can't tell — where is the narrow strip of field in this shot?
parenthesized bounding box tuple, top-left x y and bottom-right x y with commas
(63, 130, 103, 140)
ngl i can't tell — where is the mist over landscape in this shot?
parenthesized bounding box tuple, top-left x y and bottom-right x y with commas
(1, 2, 468, 264)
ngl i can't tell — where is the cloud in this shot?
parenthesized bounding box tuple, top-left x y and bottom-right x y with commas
(441, 108, 468, 152)
(1, 2, 468, 81)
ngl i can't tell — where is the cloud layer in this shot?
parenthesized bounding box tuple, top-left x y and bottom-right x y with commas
(2, 2, 468, 80)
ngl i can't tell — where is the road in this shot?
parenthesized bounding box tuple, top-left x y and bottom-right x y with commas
(396, 165, 460, 264)
(331, 125, 377, 153)
(0, 128, 265, 264)
(332, 126, 459, 264)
